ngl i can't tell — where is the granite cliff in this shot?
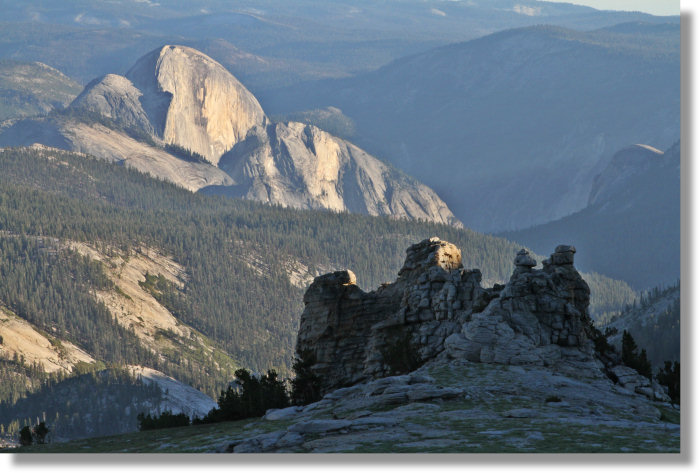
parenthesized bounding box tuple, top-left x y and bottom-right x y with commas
(214, 122, 461, 226)
(0, 46, 460, 226)
(125, 45, 267, 166)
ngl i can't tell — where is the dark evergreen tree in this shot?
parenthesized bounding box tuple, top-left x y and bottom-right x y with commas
(656, 360, 680, 404)
(621, 330, 638, 365)
(137, 411, 190, 431)
(32, 421, 49, 444)
(19, 425, 32, 446)
(636, 349, 652, 379)
(201, 369, 290, 423)
(621, 330, 652, 379)
(290, 352, 322, 406)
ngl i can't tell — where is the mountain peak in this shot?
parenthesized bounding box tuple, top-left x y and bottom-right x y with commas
(126, 44, 267, 165)
(70, 73, 154, 134)
(1, 45, 461, 227)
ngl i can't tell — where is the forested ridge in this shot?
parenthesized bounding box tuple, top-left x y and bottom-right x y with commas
(0, 145, 636, 369)
(0, 146, 637, 442)
(0, 367, 163, 441)
(605, 282, 680, 368)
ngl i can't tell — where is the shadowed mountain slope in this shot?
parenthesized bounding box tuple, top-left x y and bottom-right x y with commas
(265, 22, 679, 232)
(503, 142, 680, 290)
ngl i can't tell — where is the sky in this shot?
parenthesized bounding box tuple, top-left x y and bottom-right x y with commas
(539, 0, 679, 16)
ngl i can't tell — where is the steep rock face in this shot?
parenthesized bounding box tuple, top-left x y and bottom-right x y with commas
(444, 245, 592, 365)
(216, 122, 462, 226)
(0, 45, 461, 226)
(297, 238, 620, 397)
(126, 45, 267, 165)
(70, 74, 154, 134)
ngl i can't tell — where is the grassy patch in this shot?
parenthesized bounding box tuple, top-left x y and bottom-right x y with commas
(114, 285, 132, 301)
(657, 405, 681, 424)
(13, 417, 271, 453)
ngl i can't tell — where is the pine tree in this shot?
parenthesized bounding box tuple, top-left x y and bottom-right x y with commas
(621, 330, 652, 379)
(19, 426, 32, 446)
(656, 361, 680, 404)
(32, 421, 49, 444)
(291, 352, 322, 406)
(621, 330, 638, 367)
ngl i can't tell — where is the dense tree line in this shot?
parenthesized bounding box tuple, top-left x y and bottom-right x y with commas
(163, 143, 209, 164)
(143, 361, 319, 430)
(0, 359, 53, 405)
(656, 361, 680, 404)
(0, 367, 163, 443)
(0, 237, 153, 364)
(137, 411, 190, 431)
(198, 369, 290, 424)
(621, 330, 652, 379)
(18, 421, 49, 446)
(617, 330, 680, 405)
(605, 281, 680, 368)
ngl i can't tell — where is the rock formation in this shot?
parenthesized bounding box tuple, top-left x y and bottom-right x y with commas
(126, 45, 267, 165)
(71, 74, 154, 134)
(444, 244, 591, 366)
(0, 46, 461, 227)
(296, 238, 666, 401)
(215, 122, 462, 226)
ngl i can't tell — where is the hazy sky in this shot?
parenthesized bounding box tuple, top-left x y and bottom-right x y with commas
(539, 1, 679, 16)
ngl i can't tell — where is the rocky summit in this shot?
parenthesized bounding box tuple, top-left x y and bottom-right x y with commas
(296, 238, 613, 394)
(204, 238, 678, 453)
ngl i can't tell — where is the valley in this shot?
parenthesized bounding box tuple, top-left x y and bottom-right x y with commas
(0, 0, 681, 455)
(0, 145, 637, 445)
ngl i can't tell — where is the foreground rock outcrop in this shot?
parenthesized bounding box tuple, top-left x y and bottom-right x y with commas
(23, 239, 678, 454)
(22, 356, 681, 453)
(214, 359, 677, 453)
(296, 238, 668, 401)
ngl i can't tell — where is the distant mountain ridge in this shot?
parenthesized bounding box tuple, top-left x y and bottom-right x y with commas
(503, 141, 680, 290)
(0, 59, 82, 121)
(0, 0, 677, 89)
(264, 22, 680, 232)
(0, 45, 461, 227)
